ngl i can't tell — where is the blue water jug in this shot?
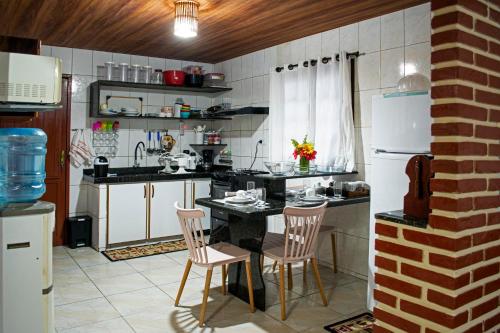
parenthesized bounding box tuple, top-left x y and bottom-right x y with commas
(0, 128, 47, 205)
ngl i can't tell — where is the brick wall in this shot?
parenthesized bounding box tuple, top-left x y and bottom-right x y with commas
(373, 0, 499, 332)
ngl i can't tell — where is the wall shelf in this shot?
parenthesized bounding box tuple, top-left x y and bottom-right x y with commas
(89, 80, 232, 118)
(212, 106, 269, 116)
(90, 115, 231, 120)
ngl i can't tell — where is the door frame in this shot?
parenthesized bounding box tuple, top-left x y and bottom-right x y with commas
(61, 74, 72, 243)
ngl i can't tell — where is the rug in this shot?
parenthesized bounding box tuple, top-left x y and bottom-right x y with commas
(102, 239, 188, 261)
(324, 312, 374, 332)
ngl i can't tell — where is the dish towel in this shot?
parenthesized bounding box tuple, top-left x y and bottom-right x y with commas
(69, 130, 94, 167)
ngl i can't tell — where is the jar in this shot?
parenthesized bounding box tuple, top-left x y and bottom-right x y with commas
(142, 65, 152, 83)
(130, 64, 141, 83)
(104, 61, 114, 80)
(119, 63, 129, 82)
(213, 132, 221, 144)
(207, 132, 215, 145)
(152, 69, 163, 84)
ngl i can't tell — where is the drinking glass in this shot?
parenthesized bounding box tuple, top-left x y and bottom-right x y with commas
(257, 188, 266, 203)
(333, 181, 343, 198)
(247, 181, 255, 191)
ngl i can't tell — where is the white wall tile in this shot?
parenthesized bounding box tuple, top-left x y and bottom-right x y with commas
(112, 53, 131, 65)
(306, 33, 322, 60)
(251, 76, 264, 103)
(321, 29, 340, 56)
(359, 17, 380, 54)
(131, 55, 148, 66)
(147, 92, 164, 106)
(404, 3, 431, 45)
(69, 184, 88, 215)
(290, 38, 306, 64)
(165, 59, 182, 69)
(339, 23, 359, 52)
(252, 50, 266, 77)
(381, 11, 404, 50)
(40, 45, 52, 56)
(148, 57, 165, 70)
(357, 52, 380, 91)
(221, 60, 232, 81)
(72, 48, 93, 75)
(71, 75, 94, 103)
(230, 80, 243, 107)
(241, 54, 253, 79)
(231, 57, 243, 81)
(405, 42, 431, 78)
(264, 46, 278, 70)
(277, 42, 291, 65)
(381, 47, 404, 88)
(52, 46, 72, 74)
(92, 51, 112, 76)
(70, 102, 88, 130)
(356, 89, 379, 129)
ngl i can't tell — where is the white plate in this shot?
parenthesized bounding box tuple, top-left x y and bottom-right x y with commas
(225, 196, 256, 204)
(301, 195, 326, 202)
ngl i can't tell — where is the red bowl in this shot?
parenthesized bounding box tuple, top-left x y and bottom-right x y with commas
(163, 70, 185, 86)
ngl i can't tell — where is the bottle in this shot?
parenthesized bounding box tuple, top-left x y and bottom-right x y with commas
(174, 97, 184, 118)
(0, 128, 47, 204)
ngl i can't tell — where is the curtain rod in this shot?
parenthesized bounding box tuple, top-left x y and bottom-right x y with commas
(275, 51, 365, 72)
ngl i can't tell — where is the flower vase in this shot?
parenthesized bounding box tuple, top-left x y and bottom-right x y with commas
(299, 157, 310, 174)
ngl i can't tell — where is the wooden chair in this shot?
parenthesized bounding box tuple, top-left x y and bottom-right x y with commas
(174, 202, 255, 327)
(262, 202, 328, 320)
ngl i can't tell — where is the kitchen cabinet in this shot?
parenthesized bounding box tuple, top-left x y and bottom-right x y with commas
(186, 179, 211, 230)
(108, 183, 147, 244)
(149, 181, 185, 239)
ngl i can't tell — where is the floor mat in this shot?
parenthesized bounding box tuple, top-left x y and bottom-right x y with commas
(102, 239, 188, 261)
(324, 312, 374, 332)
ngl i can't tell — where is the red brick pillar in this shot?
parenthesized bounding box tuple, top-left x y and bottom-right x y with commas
(373, 0, 500, 332)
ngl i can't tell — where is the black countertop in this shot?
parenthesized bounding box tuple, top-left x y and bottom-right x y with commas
(255, 170, 357, 180)
(196, 195, 370, 218)
(83, 167, 212, 184)
(375, 210, 428, 229)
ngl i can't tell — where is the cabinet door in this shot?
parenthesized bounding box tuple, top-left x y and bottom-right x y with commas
(108, 183, 147, 244)
(192, 179, 211, 230)
(149, 181, 186, 239)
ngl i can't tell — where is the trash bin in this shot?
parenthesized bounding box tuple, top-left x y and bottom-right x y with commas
(66, 215, 92, 249)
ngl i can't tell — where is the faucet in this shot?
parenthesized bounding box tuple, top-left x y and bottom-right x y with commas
(133, 141, 146, 167)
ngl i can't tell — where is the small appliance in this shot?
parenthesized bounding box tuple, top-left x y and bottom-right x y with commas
(93, 156, 109, 177)
(201, 149, 214, 171)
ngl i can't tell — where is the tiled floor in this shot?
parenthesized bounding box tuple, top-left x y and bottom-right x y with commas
(53, 246, 368, 333)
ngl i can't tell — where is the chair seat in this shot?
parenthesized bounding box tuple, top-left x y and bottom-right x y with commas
(193, 242, 251, 268)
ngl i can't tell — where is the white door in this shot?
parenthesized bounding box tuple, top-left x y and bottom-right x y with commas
(187, 179, 211, 230)
(149, 181, 186, 239)
(108, 183, 147, 244)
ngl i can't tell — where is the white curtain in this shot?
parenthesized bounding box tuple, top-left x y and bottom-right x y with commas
(269, 52, 355, 171)
(269, 65, 316, 161)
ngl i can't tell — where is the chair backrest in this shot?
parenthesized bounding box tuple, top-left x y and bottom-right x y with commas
(283, 202, 327, 261)
(175, 202, 208, 265)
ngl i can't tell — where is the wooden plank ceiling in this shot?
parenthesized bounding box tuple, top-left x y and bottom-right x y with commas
(0, 0, 427, 63)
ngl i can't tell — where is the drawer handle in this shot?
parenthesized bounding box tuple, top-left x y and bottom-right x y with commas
(144, 185, 146, 198)
(152, 184, 155, 198)
(7, 242, 30, 249)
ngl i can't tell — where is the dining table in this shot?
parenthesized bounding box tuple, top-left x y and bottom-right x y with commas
(195, 195, 370, 311)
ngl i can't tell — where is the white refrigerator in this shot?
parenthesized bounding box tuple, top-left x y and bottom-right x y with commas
(367, 92, 432, 310)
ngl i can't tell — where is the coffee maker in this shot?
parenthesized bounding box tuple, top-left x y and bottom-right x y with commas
(201, 149, 214, 171)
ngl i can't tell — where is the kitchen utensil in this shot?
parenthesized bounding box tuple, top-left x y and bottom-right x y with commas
(264, 161, 295, 175)
(104, 61, 114, 80)
(204, 73, 225, 81)
(130, 64, 141, 83)
(184, 74, 204, 87)
(119, 63, 129, 81)
(152, 69, 163, 84)
(146, 131, 154, 155)
(142, 65, 152, 83)
(163, 70, 185, 86)
(155, 131, 162, 154)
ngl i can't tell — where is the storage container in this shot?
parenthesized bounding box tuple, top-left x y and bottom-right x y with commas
(0, 128, 47, 204)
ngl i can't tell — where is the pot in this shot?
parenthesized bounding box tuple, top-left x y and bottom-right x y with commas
(184, 74, 204, 87)
(163, 70, 185, 86)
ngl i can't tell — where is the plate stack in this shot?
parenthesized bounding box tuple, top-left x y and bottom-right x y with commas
(203, 73, 226, 88)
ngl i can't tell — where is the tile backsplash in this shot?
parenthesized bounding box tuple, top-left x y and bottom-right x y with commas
(48, 1, 430, 220)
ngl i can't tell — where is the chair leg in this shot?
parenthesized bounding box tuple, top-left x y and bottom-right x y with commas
(175, 259, 192, 306)
(311, 258, 328, 306)
(331, 233, 337, 273)
(279, 264, 286, 320)
(303, 260, 308, 283)
(221, 264, 227, 295)
(199, 268, 213, 327)
(245, 260, 256, 313)
(287, 263, 293, 290)
(272, 260, 277, 272)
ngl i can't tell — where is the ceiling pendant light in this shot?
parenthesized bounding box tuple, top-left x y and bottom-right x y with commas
(174, 0, 199, 38)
